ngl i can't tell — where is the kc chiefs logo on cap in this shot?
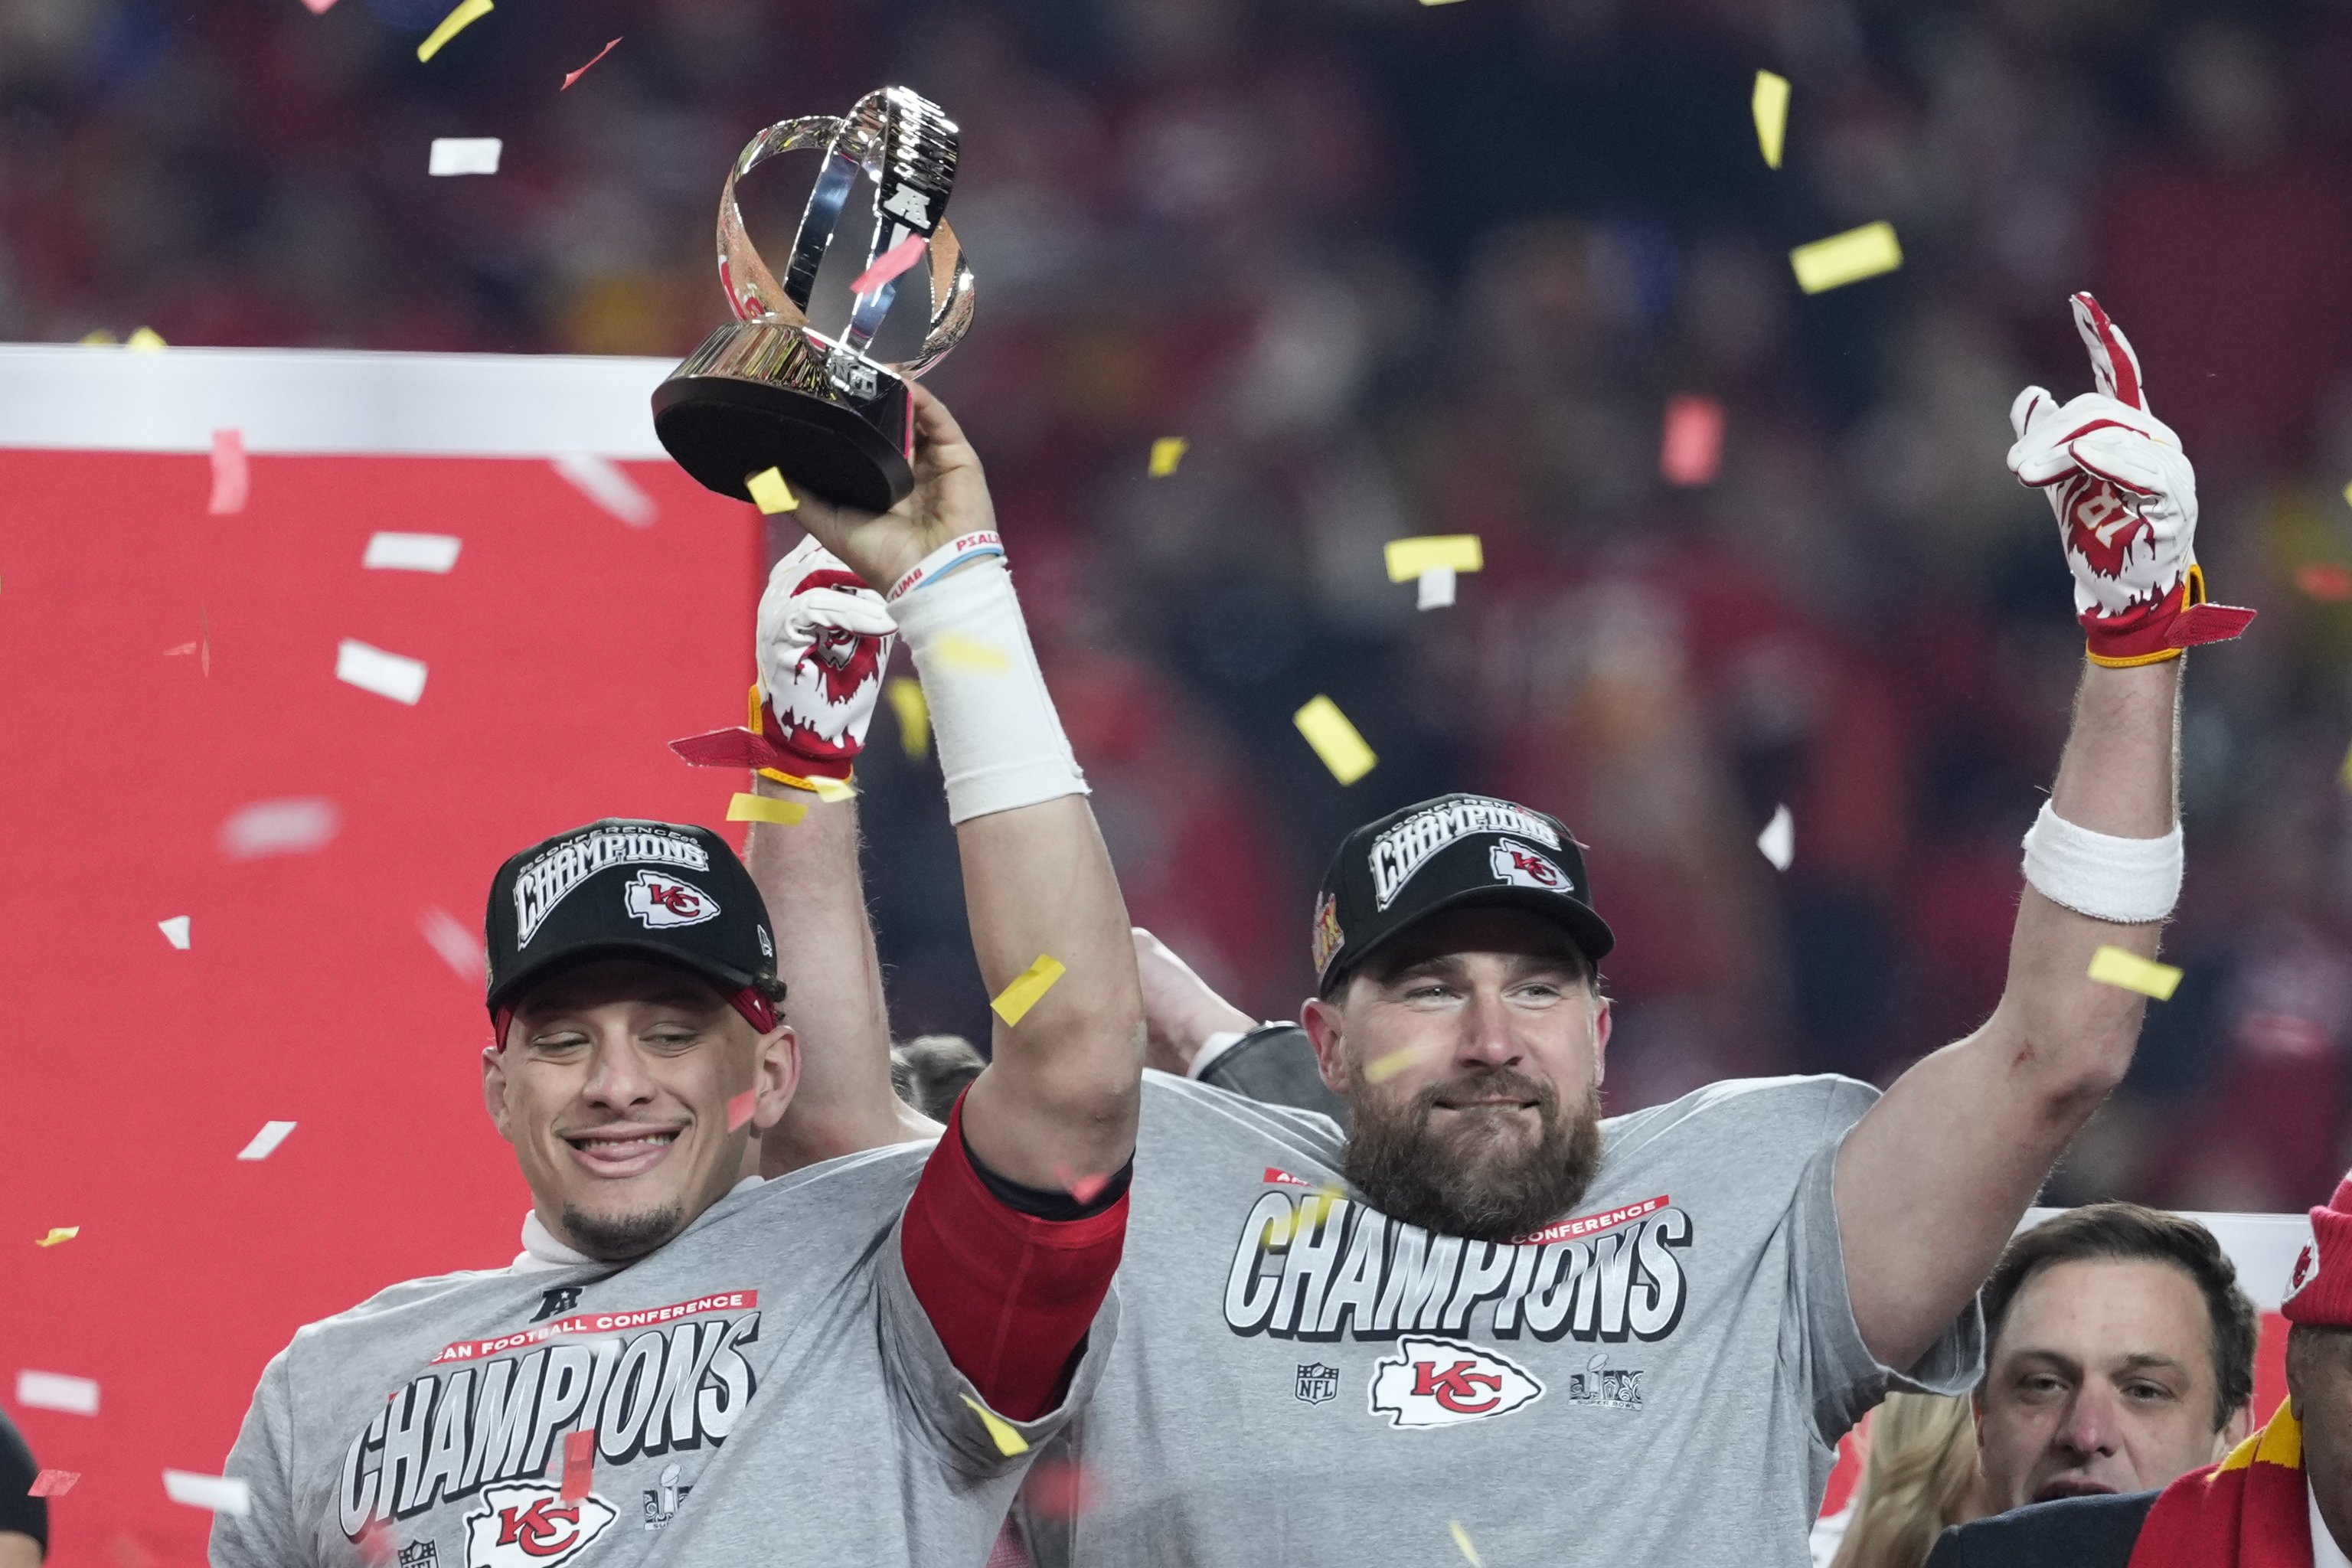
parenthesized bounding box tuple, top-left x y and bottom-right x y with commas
(1489, 838, 1570, 895)
(623, 870, 720, 931)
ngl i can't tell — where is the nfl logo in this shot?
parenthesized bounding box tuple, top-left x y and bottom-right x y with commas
(1295, 1363, 1340, 1404)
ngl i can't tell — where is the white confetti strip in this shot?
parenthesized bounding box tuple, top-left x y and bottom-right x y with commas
(418, 907, 485, 983)
(16, 1370, 99, 1416)
(363, 533, 462, 573)
(426, 138, 501, 176)
(163, 1472, 251, 1515)
(218, 798, 341, 860)
(1757, 805, 1794, 871)
(236, 1121, 297, 1161)
(158, 916, 191, 950)
(1416, 566, 1456, 609)
(337, 639, 428, 705)
(550, 454, 657, 528)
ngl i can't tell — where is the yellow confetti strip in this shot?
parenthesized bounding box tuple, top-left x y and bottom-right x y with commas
(1383, 535, 1483, 583)
(1790, 222, 1903, 294)
(887, 677, 929, 759)
(1753, 70, 1790, 169)
(79, 329, 116, 346)
(2342, 480, 2352, 511)
(416, 0, 492, 61)
(1148, 437, 1188, 477)
(1364, 1045, 1426, 1084)
(1295, 695, 1377, 785)
(1450, 1521, 1484, 1567)
(2341, 737, 2352, 792)
(34, 1227, 78, 1247)
(1263, 1209, 1293, 1246)
(126, 326, 167, 351)
(747, 681, 766, 733)
(2086, 945, 2183, 1001)
(936, 632, 1011, 673)
(745, 467, 799, 515)
(727, 791, 807, 826)
(991, 953, 1069, 1027)
(960, 1393, 1030, 1456)
(807, 775, 857, 803)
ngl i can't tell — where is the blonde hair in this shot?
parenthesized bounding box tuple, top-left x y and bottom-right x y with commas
(1829, 1393, 1981, 1568)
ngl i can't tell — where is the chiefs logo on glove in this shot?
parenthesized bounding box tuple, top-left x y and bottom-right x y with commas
(2007, 292, 2254, 667)
(670, 534, 898, 783)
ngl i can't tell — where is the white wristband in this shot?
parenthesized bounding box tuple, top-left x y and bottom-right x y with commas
(887, 555, 1086, 825)
(888, 531, 1004, 602)
(2020, 799, 2182, 924)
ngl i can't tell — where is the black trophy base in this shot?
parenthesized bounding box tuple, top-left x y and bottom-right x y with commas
(653, 370, 914, 515)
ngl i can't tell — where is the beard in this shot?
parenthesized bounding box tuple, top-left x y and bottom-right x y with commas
(1342, 1067, 1605, 1243)
(561, 1200, 686, 1262)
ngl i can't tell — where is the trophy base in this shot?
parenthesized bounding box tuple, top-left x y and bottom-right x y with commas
(652, 323, 915, 514)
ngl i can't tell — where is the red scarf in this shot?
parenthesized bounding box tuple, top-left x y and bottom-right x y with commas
(2128, 1402, 2311, 1568)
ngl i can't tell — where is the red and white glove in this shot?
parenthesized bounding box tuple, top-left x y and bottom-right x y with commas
(2007, 292, 2254, 667)
(669, 534, 898, 785)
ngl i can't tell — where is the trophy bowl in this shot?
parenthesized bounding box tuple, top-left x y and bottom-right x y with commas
(653, 87, 975, 514)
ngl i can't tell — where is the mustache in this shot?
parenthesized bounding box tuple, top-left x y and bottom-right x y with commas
(1408, 1070, 1559, 1114)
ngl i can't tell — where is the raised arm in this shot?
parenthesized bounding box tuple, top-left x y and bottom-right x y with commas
(1834, 294, 2255, 1369)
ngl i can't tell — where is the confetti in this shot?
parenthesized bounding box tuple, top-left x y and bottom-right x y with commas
(2343, 481, 2351, 511)
(35, 1227, 77, 1247)
(419, 906, 485, 982)
(935, 632, 1011, 673)
(428, 138, 502, 177)
(887, 678, 929, 759)
(364, 532, 462, 572)
(109, 1532, 157, 1568)
(163, 642, 198, 656)
(561, 38, 620, 90)
(1416, 567, 1456, 610)
(727, 792, 807, 826)
(1419, 0, 1470, 7)
(416, 0, 492, 62)
(1757, 805, 1794, 871)
(991, 954, 1069, 1027)
(1053, 1163, 1110, 1205)
(1148, 437, 1189, 477)
(80, 330, 116, 346)
(207, 429, 248, 514)
(1659, 394, 1724, 486)
(850, 233, 929, 298)
(1294, 695, 1377, 785)
(219, 797, 341, 860)
(959, 1393, 1030, 1457)
(1363, 1045, 1429, 1085)
(1790, 222, 1903, 294)
(2342, 737, 2352, 792)
(28, 1470, 79, 1497)
(727, 1089, 757, 1132)
(17, 1370, 100, 1416)
(126, 327, 166, 352)
(745, 467, 799, 515)
(162, 1471, 250, 1516)
(299, 0, 338, 12)
(1383, 535, 1484, 582)
(2086, 945, 2183, 1001)
(1021, 1456, 1096, 1520)
(1753, 70, 1791, 169)
(1450, 1520, 1484, 1567)
(237, 1121, 297, 1161)
(559, 1430, 595, 1501)
(158, 916, 191, 950)
(336, 639, 429, 705)
(355, 1520, 394, 1566)
(550, 454, 657, 528)
(806, 775, 857, 804)
(2295, 563, 2352, 602)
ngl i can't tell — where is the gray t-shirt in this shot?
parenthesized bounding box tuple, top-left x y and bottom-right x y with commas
(213, 1143, 1114, 1568)
(1038, 1070, 1980, 1568)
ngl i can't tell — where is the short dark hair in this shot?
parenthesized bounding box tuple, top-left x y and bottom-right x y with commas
(1979, 1202, 2258, 1431)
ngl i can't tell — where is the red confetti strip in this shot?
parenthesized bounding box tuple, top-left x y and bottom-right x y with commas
(561, 37, 620, 90)
(2296, 563, 2352, 602)
(208, 429, 248, 515)
(1659, 394, 1723, 487)
(560, 1429, 595, 1501)
(356, 1518, 394, 1566)
(28, 1470, 79, 1497)
(1053, 1162, 1109, 1205)
(1021, 1457, 1097, 1520)
(726, 1088, 756, 1132)
(850, 234, 929, 298)
(299, 0, 338, 11)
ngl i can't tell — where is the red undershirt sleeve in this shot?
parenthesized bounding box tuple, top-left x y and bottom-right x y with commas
(900, 1094, 1131, 1421)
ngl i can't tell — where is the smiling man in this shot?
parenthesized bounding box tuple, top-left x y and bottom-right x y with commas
(209, 386, 1144, 1568)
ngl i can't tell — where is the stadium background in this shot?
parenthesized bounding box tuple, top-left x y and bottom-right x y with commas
(8, 0, 2352, 1558)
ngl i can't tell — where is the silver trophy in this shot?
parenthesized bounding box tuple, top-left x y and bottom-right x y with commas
(653, 87, 975, 513)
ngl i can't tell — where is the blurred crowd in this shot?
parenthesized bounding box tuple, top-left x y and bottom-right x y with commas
(11, 0, 2352, 1212)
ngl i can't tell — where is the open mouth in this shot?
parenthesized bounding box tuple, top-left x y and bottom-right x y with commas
(560, 1125, 684, 1178)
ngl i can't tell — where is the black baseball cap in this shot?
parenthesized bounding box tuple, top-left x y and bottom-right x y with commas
(1311, 794, 1615, 993)
(484, 819, 780, 1037)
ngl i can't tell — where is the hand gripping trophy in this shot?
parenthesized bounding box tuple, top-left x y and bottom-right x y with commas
(654, 87, 974, 512)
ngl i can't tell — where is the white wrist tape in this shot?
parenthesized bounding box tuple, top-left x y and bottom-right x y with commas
(887, 555, 1086, 825)
(2020, 799, 2182, 924)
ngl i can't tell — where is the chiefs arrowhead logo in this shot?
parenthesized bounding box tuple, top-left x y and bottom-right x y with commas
(1368, 1335, 1545, 1429)
(622, 871, 719, 931)
(464, 1482, 616, 1568)
(1488, 838, 1569, 895)
(2288, 1241, 2320, 1304)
